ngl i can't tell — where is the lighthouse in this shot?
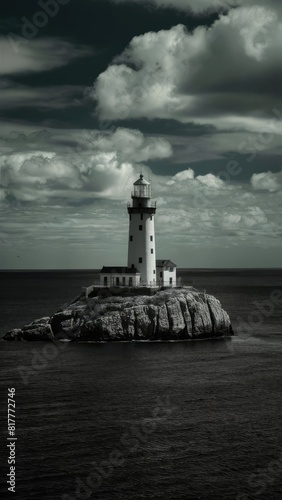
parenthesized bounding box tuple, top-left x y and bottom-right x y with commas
(127, 174, 156, 285)
(98, 173, 177, 290)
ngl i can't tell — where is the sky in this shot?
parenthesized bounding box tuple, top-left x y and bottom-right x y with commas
(0, 0, 281, 269)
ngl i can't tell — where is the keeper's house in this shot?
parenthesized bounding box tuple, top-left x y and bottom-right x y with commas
(99, 267, 140, 288)
(156, 260, 177, 287)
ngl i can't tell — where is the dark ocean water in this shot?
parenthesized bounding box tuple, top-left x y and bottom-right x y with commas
(0, 270, 282, 500)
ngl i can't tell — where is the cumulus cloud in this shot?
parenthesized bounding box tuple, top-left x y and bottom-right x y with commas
(159, 168, 236, 205)
(166, 168, 194, 185)
(79, 127, 172, 163)
(0, 149, 135, 203)
(1, 134, 281, 268)
(0, 37, 94, 75)
(0, 127, 172, 204)
(91, 5, 282, 134)
(153, 168, 280, 245)
(251, 170, 282, 192)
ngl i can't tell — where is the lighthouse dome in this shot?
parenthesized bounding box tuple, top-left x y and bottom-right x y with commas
(133, 174, 150, 186)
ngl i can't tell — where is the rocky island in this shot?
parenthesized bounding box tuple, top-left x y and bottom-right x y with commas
(3, 287, 233, 342)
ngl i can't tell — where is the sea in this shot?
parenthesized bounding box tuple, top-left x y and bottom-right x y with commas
(0, 269, 282, 500)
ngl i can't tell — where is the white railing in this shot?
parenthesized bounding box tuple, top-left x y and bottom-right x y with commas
(82, 279, 183, 296)
(127, 201, 157, 208)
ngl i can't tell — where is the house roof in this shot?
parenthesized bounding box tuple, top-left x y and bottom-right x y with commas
(99, 266, 140, 274)
(156, 260, 177, 268)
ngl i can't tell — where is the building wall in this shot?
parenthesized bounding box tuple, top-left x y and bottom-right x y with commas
(127, 213, 156, 285)
(100, 273, 140, 287)
(156, 266, 177, 287)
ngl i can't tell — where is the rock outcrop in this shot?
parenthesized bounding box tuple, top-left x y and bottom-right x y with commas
(4, 317, 54, 341)
(3, 288, 233, 342)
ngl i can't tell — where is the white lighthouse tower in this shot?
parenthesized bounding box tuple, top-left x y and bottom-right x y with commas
(98, 173, 177, 290)
(127, 174, 156, 285)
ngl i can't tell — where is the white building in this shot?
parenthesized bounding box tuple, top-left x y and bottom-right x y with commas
(156, 260, 177, 287)
(99, 267, 140, 287)
(98, 174, 177, 288)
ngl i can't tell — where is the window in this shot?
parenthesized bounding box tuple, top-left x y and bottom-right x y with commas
(122, 277, 126, 286)
(130, 235, 133, 241)
(169, 267, 174, 272)
(160, 272, 163, 278)
(153, 270, 156, 274)
(131, 264, 134, 268)
(151, 249, 153, 254)
(129, 277, 133, 286)
(116, 277, 120, 286)
(150, 236, 153, 241)
(139, 225, 142, 231)
(139, 257, 142, 263)
(103, 276, 108, 285)
(141, 214, 143, 220)
(169, 277, 173, 285)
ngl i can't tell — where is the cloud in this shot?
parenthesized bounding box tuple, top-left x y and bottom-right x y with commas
(1, 132, 281, 268)
(153, 168, 280, 245)
(88, 127, 172, 162)
(0, 148, 136, 202)
(251, 170, 282, 192)
(91, 5, 282, 134)
(166, 168, 194, 185)
(110, 0, 239, 13)
(0, 36, 94, 75)
(160, 168, 235, 202)
(111, 0, 282, 16)
(1, 125, 280, 249)
(0, 127, 172, 204)
(0, 80, 85, 110)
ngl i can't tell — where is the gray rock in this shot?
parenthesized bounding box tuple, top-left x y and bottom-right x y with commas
(4, 329, 23, 341)
(157, 303, 170, 338)
(120, 307, 136, 340)
(178, 294, 192, 338)
(4, 325, 54, 341)
(50, 310, 74, 334)
(3, 288, 233, 342)
(31, 316, 50, 325)
(92, 311, 125, 341)
(207, 294, 233, 335)
(22, 324, 54, 341)
(193, 293, 213, 336)
(166, 298, 186, 338)
(133, 305, 159, 340)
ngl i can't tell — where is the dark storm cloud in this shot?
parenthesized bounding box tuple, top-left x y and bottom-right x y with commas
(0, 0, 216, 123)
(91, 7, 282, 127)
